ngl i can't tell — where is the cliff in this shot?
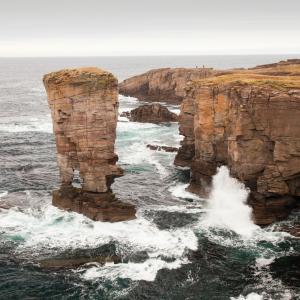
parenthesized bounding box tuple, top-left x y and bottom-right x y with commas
(119, 68, 217, 104)
(44, 68, 136, 222)
(184, 63, 300, 225)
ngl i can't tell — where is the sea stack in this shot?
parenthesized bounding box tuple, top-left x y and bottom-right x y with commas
(43, 68, 136, 222)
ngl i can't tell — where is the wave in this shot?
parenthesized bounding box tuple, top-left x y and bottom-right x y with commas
(231, 293, 264, 300)
(0, 191, 8, 198)
(169, 183, 202, 201)
(81, 258, 184, 282)
(201, 166, 259, 237)
(0, 204, 197, 258)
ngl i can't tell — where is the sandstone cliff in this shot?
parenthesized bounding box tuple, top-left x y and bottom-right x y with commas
(121, 103, 178, 123)
(184, 65, 300, 225)
(44, 68, 135, 222)
(119, 68, 217, 104)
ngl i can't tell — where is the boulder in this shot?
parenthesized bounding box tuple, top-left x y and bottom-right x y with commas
(122, 103, 178, 123)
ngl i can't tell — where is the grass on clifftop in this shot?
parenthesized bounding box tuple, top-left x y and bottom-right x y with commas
(195, 73, 300, 91)
(193, 64, 300, 91)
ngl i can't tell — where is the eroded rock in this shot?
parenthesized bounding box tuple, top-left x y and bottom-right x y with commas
(187, 71, 300, 225)
(44, 67, 136, 222)
(121, 103, 178, 123)
(119, 68, 217, 104)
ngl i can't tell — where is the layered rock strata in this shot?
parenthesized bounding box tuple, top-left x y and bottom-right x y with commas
(188, 71, 300, 225)
(119, 68, 217, 104)
(44, 67, 136, 222)
(121, 103, 178, 123)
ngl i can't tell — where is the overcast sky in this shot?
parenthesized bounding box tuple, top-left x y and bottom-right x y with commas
(0, 0, 299, 56)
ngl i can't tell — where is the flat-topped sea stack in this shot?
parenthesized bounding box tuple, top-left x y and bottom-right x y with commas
(181, 61, 300, 225)
(119, 67, 218, 104)
(43, 67, 136, 222)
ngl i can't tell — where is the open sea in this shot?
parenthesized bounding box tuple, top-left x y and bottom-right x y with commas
(0, 55, 300, 299)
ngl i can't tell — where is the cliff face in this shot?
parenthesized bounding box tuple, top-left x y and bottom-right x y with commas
(174, 85, 196, 167)
(44, 68, 122, 192)
(44, 68, 136, 222)
(188, 72, 300, 225)
(119, 68, 217, 104)
(121, 103, 178, 123)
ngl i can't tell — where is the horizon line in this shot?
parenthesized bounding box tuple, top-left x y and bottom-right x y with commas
(0, 53, 300, 59)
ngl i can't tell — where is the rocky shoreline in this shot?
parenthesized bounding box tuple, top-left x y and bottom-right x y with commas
(120, 59, 300, 225)
(42, 60, 300, 226)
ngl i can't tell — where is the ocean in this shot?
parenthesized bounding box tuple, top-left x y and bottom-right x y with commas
(0, 55, 299, 299)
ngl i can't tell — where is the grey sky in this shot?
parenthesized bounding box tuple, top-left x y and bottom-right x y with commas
(0, 0, 299, 56)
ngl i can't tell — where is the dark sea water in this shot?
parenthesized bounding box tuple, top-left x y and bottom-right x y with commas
(0, 55, 300, 300)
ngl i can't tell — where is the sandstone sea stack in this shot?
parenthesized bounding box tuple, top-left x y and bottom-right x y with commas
(184, 62, 300, 225)
(43, 68, 136, 222)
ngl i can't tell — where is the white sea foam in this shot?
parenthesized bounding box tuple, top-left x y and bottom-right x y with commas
(201, 166, 259, 237)
(0, 191, 8, 198)
(118, 142, 169, 178)
(169, 183, 202, 201)
(0, 203, 198, 282)
(81, 258, 184, 282)
(0, 203, 197, 261)
(231, 293, 264, 300)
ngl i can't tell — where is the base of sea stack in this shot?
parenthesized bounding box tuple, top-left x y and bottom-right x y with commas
(52, 186, 136, 222)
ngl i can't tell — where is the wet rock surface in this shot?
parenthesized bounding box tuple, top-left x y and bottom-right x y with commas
(146, 144, 178, 152)
(52, 186, 136, 222)
(121, 103, 178, 123)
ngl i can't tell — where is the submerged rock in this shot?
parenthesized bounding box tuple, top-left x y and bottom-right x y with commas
(146, 144, 178, 153)
(37, 243, 121, 269)
(121, 103, 178, 123)
(43, 67, 136, 222)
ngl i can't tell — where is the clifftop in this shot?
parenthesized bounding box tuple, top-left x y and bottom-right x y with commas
(43, 68, 117, 99)
(191, 63, 300, 91)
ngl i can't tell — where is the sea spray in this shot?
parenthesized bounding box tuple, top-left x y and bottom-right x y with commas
(203, 166, 259, 237)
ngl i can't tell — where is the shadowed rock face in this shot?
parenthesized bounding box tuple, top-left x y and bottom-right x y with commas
(188, 71, 300, 225)
(121, 103, 178, 123)
(119, 68, 217, 104)
(43, 68, 136, 222)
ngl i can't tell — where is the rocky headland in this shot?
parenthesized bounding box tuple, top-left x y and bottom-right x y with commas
(121, 60, 300, 225)
(181, 61, 300, 225)
(121, 103, 178, 123)
(43, 68, 136, 222)
(119, 67, 218, 104)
